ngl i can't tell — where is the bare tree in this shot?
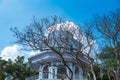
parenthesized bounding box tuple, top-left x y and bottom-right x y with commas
(81, 24, 98, 80)
(11, 15, 100, 80)
(93, 9, 120, 80)
(11, 16, 73, 79)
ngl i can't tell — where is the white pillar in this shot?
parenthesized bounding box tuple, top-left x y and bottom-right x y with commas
(48, 66, 53, 79)
(39, 65, 43, 79)
(54, 67, 57, 79)
(73, 65, 75, 79)
(48, 66, 57, 79)
(66, 63, 73, 80)
(79, 67, 83, 80)
(69, 62, 73, 78)
(66, 67, 70, 80)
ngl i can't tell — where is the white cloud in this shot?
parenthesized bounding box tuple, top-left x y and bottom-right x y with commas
(0, 45, 20, 61)
(0, 45, 38, 61)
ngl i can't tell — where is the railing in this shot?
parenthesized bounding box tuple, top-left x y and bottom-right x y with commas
(25, 75, 88, 80)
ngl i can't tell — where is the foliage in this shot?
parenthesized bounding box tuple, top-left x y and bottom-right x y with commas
(0, 56, 35, 80)
(0, 58, 7, 80)
(98, 46, 117, 68)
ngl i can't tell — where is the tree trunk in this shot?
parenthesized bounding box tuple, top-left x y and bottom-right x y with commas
(116, 61, 120, 80)
(99, 69, 103, 80)
(87, 72, 90, 80)
(107, 70, 111, 80)
(91, 65, 96, 80)
(91, 70, 96, 80)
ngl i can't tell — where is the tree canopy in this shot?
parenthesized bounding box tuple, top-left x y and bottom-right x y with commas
(0, 56, 35, 80)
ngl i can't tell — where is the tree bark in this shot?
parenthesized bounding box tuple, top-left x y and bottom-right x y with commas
(91, 65, 96, 80)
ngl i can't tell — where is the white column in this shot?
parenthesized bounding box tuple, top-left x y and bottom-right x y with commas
(79, 67, 83, 80)
(48, 66, 53, 79)
(66, 63, 73, 80)
(73, 65, 75, 79)
(54, 67, 57, 79)
(48, 66, 57, 79)
(39, 65, 43, 79)
(66, 67, 70, 80)
(69, 62, 73, 78)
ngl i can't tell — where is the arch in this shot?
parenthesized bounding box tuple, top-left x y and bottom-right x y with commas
(57, 64, 67, 79)
(42, 65, 49, 79)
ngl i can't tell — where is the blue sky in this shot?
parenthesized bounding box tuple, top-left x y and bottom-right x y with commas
(0, 0, 120, 60)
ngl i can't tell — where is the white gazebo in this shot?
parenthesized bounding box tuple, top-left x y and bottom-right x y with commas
(28, 48, 89, 80)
